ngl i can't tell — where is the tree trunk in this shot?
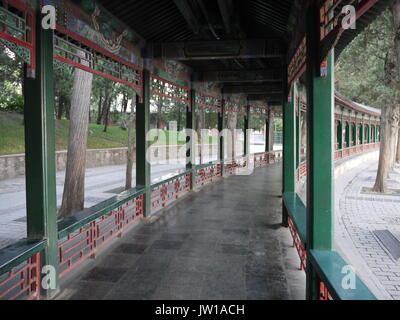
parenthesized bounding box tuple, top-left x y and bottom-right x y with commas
(227, 111, 238, 159)
(103, 98, 112, 132)
(96, 93, 103, 124)
(97, 90, 110, 125)
(59, 66, 93, 219)
(373, 1, 400, 192)
(397, 128, 400, 163)
(125, 94, 136, 190)
(373, 106, 398, 193)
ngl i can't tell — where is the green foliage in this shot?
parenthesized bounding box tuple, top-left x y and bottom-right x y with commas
(0, 95, 24, 113)
(274, 118, 283, 131)
(336, 9, 396, 108)
(0, 45, 23, 113)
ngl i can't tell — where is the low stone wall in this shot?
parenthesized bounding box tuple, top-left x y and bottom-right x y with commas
(334, 149, 379, 180)
(296, 149, 380, 203)
(0, 144, 220, 180)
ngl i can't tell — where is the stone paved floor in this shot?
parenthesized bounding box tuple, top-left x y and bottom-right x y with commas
(338, 161, 400, 300)
(56, 163, 305, 300)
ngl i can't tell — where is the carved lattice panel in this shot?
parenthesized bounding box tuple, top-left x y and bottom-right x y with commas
(224, 100, 247, 114)
(288, 36, 306, 86)
(195, 92, 221, 111)
(150, 75, 190, 103)
(0, 1, 35, 76)
(54, 28, 142, 94)
(250, 106, 268, 117)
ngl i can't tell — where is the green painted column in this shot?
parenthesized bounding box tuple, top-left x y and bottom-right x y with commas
(218, 97, 225, 175)
(338, 118, 344, 150)
(360, 121, 364, 145)
(282, 84, 296, 227)
(186, 88, 197, 189)
(296, 98, 300, 167)
(136, 69, 151, 216)
(23, 11, 59, 298)
(265, 116, 270, 152)
(244, 103, 250, 156)
(305, 4, 334, 300)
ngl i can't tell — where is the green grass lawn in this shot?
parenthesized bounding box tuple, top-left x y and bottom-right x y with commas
(0, 111, 217, 155)
(0, 111, 131, 155)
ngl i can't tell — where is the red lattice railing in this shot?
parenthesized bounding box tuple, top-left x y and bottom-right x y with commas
(0, 253, 41, 300)
(319, 281, 333, 300)
(288, 217, 307, 271)
(58, 195, 143, 278)
(196, 163, 222, 186)
(254, 153, 270, 168)
(151, 174, 191, 211)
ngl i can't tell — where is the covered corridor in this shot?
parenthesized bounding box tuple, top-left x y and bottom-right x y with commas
(56, 163, 304, 300)
(0, 0, 392, 301)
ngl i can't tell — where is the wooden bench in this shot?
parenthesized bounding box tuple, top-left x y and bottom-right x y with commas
(283, 192, 307, 269)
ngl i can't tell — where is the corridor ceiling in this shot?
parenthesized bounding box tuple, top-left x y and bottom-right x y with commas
(95, 0, 390, 107)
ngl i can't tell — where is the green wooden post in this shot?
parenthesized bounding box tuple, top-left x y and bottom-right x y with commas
(244, 102, 250, 156)
(136, 69, 151, 216)
(339, 117, 344, 150)
(368, 123, 371, 144)
(360, 121, 364, 145)
(282, 84, 296, 227)
(305, 3, 334, 300)
(219, 97, 225, 175)
(296, 98, 300, 167)
(23, 11, 59, 298)
(265, 116, 270, 152)
(187, 88, 197, 189)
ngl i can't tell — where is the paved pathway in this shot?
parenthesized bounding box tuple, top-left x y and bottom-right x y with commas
(337, 160, 400, 300)
(56, 163, 305, 300)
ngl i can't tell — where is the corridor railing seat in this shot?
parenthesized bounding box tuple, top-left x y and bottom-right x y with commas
(58, 187, 147, 239)
(283, 192, 307, 270)
(0, 239, 46, 300)
(309, 250, 377, 300)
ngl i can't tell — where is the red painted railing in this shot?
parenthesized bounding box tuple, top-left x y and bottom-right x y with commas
(299, 142, 380, 182)
(319, 281, 333, 300)
(151, 173, 191, 211)
(0, 253, 41, 300)
(196, 163, 222, 186)
(288, 217, 307, 271)
(58, 195, 143, 278)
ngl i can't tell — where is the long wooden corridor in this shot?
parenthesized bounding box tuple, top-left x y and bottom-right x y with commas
(56, 163, 305, 300)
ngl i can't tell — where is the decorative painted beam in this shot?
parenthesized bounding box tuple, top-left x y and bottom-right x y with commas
(222, 84, 282, 95)
(195, 69, 282, 83)
(146, 39, 285, 60)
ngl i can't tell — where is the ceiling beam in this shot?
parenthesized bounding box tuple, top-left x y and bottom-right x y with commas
(222, 84, 282, 95)
(195, 70, 282, 83)
(173, 0, 202, 36)
(146, 39, 285, 60)
(217, 0, 234, 36)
